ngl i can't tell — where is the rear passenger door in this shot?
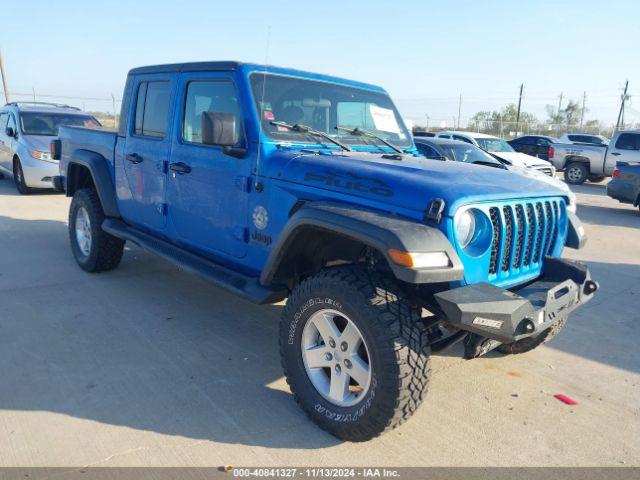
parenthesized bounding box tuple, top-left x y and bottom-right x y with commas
(117, 76, 175, 233)
(609, 133, 640, 166)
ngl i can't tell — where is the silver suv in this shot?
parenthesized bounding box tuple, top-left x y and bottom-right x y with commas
(0, 102, 100, 194)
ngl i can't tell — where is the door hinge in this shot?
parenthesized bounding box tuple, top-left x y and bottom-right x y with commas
(235, 176, 252, 193)
(162, 160, 169, 174)
(156, 203, 167, 216)
(233, 227, 250, 243)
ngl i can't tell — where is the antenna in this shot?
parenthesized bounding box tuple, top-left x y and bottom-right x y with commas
(254, 25, 271, 192)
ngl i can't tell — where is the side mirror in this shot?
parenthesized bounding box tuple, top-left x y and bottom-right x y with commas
(5, 126, 15, 138)
(202, 111, 238, 147)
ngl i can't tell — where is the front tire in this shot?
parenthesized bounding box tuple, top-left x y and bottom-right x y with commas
(13, 158, 32, 195)
(565, 163, 588, 185)
(69, 188, 125, 272)
(280, 266, 431, 441)
(497, 317, 567, 355)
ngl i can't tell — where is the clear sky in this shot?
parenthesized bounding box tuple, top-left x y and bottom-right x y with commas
(1, 0, 638, 126)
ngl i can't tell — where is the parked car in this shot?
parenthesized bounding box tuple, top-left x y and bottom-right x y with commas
(435, 131, 556, 176)
(607, 162, 640, 211)
(0, 102, 100, 194)
(52, 61, 596, 441)
(508, 135, 560, 161)
(558, 133, 609, 146)
(549, 130, 640, 185)
(414, 137, 576, 212)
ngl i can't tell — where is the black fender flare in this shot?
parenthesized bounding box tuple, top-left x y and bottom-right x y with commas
(66, 150, 120, 218)
(260, 202, 464, 286)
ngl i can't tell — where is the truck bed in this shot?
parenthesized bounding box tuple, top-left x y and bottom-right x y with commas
(58, 126, 118, 175)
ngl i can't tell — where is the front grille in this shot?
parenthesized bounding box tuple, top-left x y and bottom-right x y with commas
(487, 199, 564, 282)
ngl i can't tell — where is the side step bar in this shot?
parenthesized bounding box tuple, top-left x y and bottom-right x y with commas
(102, 218, 287, 305)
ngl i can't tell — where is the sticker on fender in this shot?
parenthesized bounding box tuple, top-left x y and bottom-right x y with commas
(472, 317, 503, 329)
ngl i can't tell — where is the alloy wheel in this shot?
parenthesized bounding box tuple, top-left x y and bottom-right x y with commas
(301, 309, 372, 407)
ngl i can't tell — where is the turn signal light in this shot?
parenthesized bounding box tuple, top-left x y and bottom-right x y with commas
(612, 168, 619, 177)
(387, 249, 450, 269)
(548, 146, 555, 159)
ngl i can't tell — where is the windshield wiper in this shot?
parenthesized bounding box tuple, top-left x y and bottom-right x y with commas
(270, 121, 351, 152)
(335, 126, 403, 154)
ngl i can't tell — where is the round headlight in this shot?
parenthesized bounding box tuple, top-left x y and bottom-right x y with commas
(456, 210, 476, 248)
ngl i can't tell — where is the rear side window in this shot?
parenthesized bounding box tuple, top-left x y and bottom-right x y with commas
(0, 112, 7, 131)
(134, 81, 171, 138)
(439, 134, 451, 139)
(615, 133, 640, 151)
(182, 80, 243, 145)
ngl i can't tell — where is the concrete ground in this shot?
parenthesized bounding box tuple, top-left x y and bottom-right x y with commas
(0, 176, 638, 467)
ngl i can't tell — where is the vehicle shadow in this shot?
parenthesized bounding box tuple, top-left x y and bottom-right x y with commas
(0, 208, 637, 449)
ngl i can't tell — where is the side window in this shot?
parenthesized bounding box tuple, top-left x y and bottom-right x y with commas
(0, 113, 7, 132)
(416, 143, 440, 158)
(7, 113, 16, 132)
(133, 81, 171, 138)
(182, 80, 243, 145)
(536, 138, 550, 146)
(439, 134, 451, 139)
(452, 135, 473, 144)
(615, 133, 640, 151)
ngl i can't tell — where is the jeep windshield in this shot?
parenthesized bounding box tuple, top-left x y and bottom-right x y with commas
(249, 73, 412, 149)
(20, 113, 101, 136)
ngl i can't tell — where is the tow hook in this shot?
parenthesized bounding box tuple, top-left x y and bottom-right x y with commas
(583, 280, 598, 295)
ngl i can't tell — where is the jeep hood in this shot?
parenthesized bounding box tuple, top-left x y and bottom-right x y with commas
(266, 150, 569, 215)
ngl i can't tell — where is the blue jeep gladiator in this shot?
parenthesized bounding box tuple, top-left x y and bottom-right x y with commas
(51, 61, 597, 441)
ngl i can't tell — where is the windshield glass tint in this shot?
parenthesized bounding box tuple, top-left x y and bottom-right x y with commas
(249, 73, 411, 148)
(475, 137, 514, 152)
(20, 113, 100, 136)
(441, 144, 502, 165)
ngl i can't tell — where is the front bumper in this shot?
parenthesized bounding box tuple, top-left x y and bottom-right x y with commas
(434, 257, 597, 345)
(21, 157, 59, 189)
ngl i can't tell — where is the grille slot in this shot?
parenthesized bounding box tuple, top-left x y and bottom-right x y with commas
(489, 207, 500, 275)
(501, 206, 514, 272)
(548, 201, 559, 254)
(513, 204, 525, 268)
(533, 202, 545, 263)
(523, 203, 535, 266)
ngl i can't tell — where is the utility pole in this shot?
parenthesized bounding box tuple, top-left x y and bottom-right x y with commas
(457, 93, 462, 130)
(515, 83, 524, 136)
(32, 87, 36, 102)
(555, 92, 563, 135)
(0, 48, 10, 103)
(616, 80, 629, 130)
(580, 91, 586, 128)
(111, 93, 117, 129)
(425, 114, 429, 131)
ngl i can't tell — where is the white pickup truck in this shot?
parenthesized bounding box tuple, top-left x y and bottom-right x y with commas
(549, 130, 640, 185)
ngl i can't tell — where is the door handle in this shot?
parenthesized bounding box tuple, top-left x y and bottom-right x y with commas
(169, 162, 191, 174)
(611, 152, 621, 156)
(126, 153, 143, 163)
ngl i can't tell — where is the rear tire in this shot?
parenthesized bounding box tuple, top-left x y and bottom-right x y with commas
(280, 266, 431, 441)
(565, 163, 588, 185)
(13, 158, 32, 195)
(497, 317, 567, 355)
(69, 188, 125, 272)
